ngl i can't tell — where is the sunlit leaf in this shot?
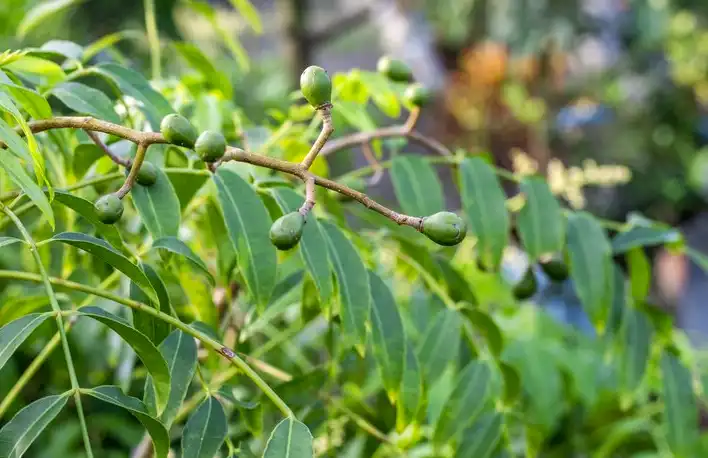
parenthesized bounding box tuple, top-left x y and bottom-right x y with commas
(214, 168, 277, 309)
(181, 397, 228, 458)
(227, 0, 262, 33)
(17, 0, 84, 38)
(152, 237, 214, 286)
(79, 307, 170, 414)
(0, 391, 70, 458)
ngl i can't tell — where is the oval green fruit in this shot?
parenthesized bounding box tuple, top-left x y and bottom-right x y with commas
(300, 65, 332, 108)
(404, 83, 431, 107)
(128, 161, 158, 186)
(513, 266, 538, 300)
(270, 212, 305, 250)
(195, 130, 226, 163)
(94, 194, 124, 224)
(422, 211, 467, 246)
(160, 113, 198, 148)
(377, 56, 413, 82)
(539, 254, 569, 282)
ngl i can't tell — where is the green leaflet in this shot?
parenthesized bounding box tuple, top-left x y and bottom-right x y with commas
(368, 270, 406, 399)
(50, 82, 120, 123)
(79, 307, 170, 415)
(49, 232, 157, 302)
(358, 72, 401, 118)
(434, 361, 492, 444)
(397, 341, 425, 431)
(95, 63, 173, 128)
(53, 190, 123, 249)
(0, 391, 71, 458)
(320, 221, 371, 351)
(611, 225, 682, 254)
(0, 116, 32, 162)
(72, 143, 105, 178)
(17, 0, 83, 38)
(181, 397, 228, 458)
(417, 308, 461, 385)
(566, 211, 612, 326)
(152, 236, 214, 285)
(459, 306, 504, 358)
(83, 386, 170, 458)
(144, 330, 197, 426)
(131, 166, 181, 239)
(0, 313, 51, 371)
(214, 168, 277, 309)
(0, 72, 51, 120)
(618, 307, 652, 395)
(270, 188, 333, 304)
(627, 248, 651, 301)
(227, 0, 263, 33)
(458, 158, 509, 270)
(165, 169, 209, 211)
(174, 43, 232, 98)
(661, 353, 701, 457)
(0, 237, 24, 250)
(130, 263, 172, 345)
(457, 412, 504, 458)
(390, 155, 444, 216)
(263, 417, 314, 458)
(516, 176, 565, 260)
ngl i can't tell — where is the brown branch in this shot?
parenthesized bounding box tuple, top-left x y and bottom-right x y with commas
(403, 107, 420, 133)
(298, 174, 316, 216)
(320, 125, 451, 158)
(361, 142, 384, 185)
(115, 142, 148, 199)
(20, 116, 166, 145)
(85, 130, 130, 167)
(301, 104, 334, 170)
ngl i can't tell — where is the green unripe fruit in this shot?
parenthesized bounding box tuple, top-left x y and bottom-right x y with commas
(404, 83, 431, 107)
(126, 161, 158, 186)
(422, 212, 467, 246)
(300, 66, 332, 108)
(513, 266, 538, 300)
(160, 114, 198, 148)
(195, 130, 226, 163)
(377, 56, 413, 82)
(94, 194, 124, 224)
(270, 212, 306, 250)
(539, 254, 569, 282)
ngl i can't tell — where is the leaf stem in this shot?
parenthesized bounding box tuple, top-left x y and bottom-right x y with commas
(143, 0, 161, 80)
(0, 205, 94, 458)
(0, 269, 294, 418)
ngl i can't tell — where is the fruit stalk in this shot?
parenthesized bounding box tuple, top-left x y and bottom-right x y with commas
(301, 104, 334, 170)
(299, 174, 316, 216)
(115, 142, 148, 198)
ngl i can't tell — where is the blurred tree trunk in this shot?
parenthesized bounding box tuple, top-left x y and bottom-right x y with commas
(277, 0, 311, 89)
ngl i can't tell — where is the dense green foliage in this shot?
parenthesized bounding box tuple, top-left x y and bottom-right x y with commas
(1, 2, 708, 458)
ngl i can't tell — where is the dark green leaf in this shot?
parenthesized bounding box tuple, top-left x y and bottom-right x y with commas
(390, 155, 444, 216)
(181, 397, 228, 458)
(516, 176, 564, 260)
(566, 212, 612, 326)
(459, 158, 509, 270)
(130, 264, 172, 345)
(320, 221, 371, 351)
(417, 308, 461, 384)
(263, 417, 314, 458)
(397, 341, 425, 431)
(0, 313, 51, 372)
(79, 307, 170, 414)
(368, 271, 406, 398)
(50, 232, 156, 301)
(434, 361, 492, 444)
(0, 391, 70, 458)
(72, 143, 104, 178)
(144, 330, 197, 426)
(458, 412, 504, 458)
(499, 362, 521, 405)
(459, 307, 504, 358)
(661, 353, 700, 457)
(53, 190, 123, 249)
(132, 166, 181, 239)
(214, 168, 277, 308)
(17, 0, 84, 38)
(83, 386, 169, 458)
(152, 237, 214, 285)
(95, 63, 173, 128)
(618, 308, 653, 395)
(50, 82, 120, 124)
(270, 188, 333, 303)
(612, 226, 682, 254)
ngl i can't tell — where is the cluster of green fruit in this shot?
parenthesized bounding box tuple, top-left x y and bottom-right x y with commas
(93, 113, 228, 225)
(512, 254, 569, 300)
(94, 62, 464, 251)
